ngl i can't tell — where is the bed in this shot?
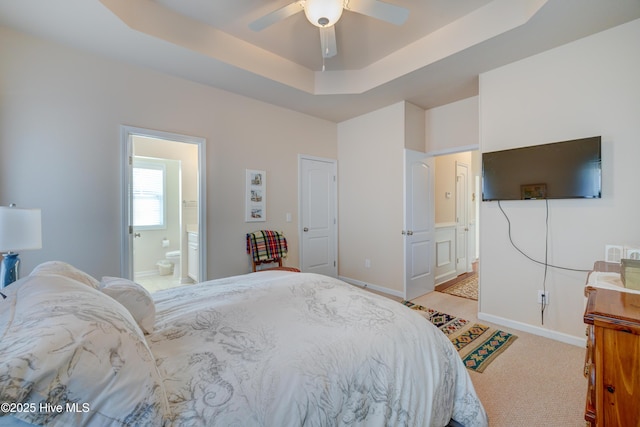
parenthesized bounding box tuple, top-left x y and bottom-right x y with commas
(0, 262, 488, 427)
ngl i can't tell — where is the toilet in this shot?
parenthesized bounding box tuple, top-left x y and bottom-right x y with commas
(165, 250, 181, 280)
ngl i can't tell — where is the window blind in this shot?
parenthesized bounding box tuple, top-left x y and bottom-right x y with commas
(132, 163, 165, 228)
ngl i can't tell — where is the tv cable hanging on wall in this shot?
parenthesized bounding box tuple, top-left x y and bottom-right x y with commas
(497, 200, 592, 324)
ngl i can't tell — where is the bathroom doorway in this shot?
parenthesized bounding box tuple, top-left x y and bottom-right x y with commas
(120, 126, 206, 291)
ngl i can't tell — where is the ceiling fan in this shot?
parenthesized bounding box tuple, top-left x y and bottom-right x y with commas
(249, 0, 409, 64)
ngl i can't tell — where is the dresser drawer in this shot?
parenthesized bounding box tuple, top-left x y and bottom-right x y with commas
(584, 286, 640, 426)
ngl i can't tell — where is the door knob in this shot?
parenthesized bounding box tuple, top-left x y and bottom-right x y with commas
(134, 233, 141, 238)
(407, 230, 413, 236)
(303, 227, 309, 232)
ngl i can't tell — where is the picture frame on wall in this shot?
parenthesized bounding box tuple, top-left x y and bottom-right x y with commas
(246, 169, 266, 222)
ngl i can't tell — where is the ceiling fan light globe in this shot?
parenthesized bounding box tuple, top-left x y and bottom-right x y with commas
(304, 0, 343, 27)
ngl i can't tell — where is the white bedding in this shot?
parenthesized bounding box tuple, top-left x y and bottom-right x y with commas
(1, 265, 487, 427)
(0, 273, 169, 427)
(149, 271, 488, 427)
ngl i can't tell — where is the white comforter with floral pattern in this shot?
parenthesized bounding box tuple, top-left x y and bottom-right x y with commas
(148, 271, 488, 427)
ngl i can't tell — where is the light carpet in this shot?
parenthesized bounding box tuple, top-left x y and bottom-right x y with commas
(403, 302, 517, 373)
(408, 290, 587, 426)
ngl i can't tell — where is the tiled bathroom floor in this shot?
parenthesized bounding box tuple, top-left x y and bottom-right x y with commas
(135, 274, 183, 293)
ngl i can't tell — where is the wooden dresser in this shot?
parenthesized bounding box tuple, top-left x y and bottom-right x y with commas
(584, 285, 640, 426)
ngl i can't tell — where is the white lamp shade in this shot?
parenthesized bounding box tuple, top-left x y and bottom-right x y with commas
(0, 207, 42, 252)
(304, 0, 343, 27)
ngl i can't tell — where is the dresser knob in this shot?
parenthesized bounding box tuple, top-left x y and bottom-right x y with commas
(606, 385, 615, 394)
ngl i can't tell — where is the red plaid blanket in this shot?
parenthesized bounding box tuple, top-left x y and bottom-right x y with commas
(246, 230, 288, 262)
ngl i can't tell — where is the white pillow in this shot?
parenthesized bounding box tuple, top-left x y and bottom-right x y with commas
(100, 276, 156, 334)
(0, 274, 169, 427)
(29, 260, 100, 290)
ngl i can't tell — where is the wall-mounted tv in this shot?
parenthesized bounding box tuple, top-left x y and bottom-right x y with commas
(482, 136, 602, 201)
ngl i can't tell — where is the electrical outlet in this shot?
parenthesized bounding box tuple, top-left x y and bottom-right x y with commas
(365, 259, 371, 268)
(537, 290, 550, 304)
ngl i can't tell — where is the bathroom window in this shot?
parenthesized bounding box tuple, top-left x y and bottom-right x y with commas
(132, 159, 166, 230)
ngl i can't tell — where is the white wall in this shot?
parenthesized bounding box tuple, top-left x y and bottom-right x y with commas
(479, 18, 640, 343)
(426, 96, 479, 154)
(337, 102, 408, 293)
(0, 26, 337, 280)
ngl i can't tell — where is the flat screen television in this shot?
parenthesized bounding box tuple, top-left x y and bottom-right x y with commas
(482, 136, 601, 201)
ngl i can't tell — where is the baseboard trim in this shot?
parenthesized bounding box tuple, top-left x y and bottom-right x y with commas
(478, 311, 586, 348)
(435, 271, 457, 286)
(134, 269, 159, 278)
(338, 275, 405, 299)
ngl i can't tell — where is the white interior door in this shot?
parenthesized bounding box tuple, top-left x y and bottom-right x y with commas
(299, 156, 337, 277)
(456, 162, 470, 275)
(404, 150, 435, 300)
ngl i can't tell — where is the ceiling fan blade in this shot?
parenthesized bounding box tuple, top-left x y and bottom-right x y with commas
(319, 26, 337, 59)
(249, 1, 305, 32)
(345, 0, 409, 25)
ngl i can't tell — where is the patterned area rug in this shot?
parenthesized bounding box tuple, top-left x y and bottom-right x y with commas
(440, 275, 478, 301)
(403, 302, 517, 373)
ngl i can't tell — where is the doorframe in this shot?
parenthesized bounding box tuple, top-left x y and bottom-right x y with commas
(120, 125, 207, 282)
(297, 154, 338, 276)
(430, 145, 479, 288)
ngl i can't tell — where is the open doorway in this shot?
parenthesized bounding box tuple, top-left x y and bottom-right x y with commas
(432, 150, 480, 296)
(120, 126, 206, 292)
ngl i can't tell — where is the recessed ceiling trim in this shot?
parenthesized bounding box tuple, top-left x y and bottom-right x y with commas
(314, 0, 549, 94)
(1, 0, 639, 123)
(101, 0, 548, 98)
(100, 0, 316, 93)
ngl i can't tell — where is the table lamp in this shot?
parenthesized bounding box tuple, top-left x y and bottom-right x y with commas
(0, 204, 42, 288)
